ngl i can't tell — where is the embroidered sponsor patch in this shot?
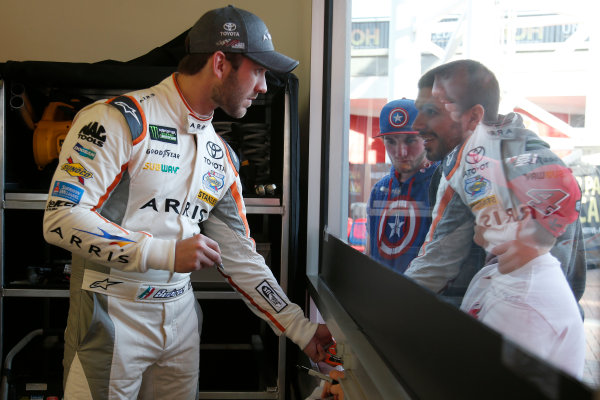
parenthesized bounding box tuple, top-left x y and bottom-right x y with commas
(465, 146, 485, 164)
(256, 280, 288, 313)
(142, 162, 179, 174)
(464, 175, 490, 200)
(145, 148, 181, 159)
(136, 281, 191, 300)
(46, 199, 76, 211)
(206, 141, 224, 159)
(197, 190, 218, 206)
(470, 195, 497, 211)
(203, 170, 225, 194)
(51, 181, 84, 203)
(149, 124, 178, 144)
(62, 157, 93, 184)
(78, 121, 106, 147)
(73, 142, 96, 160)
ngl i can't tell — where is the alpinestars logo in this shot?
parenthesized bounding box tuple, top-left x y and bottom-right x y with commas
(113, 101, 141, 125)
(78, 121, 107, 147)
(89, 278, 122, 290)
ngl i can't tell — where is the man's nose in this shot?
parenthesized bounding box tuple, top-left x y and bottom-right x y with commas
(257, 73, 267, 94)
(399, 144, 408, 157)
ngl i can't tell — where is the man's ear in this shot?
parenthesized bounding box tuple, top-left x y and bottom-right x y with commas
(212, 51, 227, 79)
(463, 104, 485, 131)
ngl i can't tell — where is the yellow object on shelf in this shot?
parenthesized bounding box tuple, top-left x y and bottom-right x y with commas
(32, 102, 74, 170)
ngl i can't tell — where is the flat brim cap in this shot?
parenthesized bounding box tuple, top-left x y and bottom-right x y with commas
(374, 98, 419, 138)
(188, 5, 299, 74)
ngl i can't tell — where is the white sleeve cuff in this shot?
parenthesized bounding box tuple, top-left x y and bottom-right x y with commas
(142, 237, 176, 273)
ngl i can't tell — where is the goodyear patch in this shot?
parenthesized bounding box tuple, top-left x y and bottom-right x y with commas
(197, 190, 218, 206)
(51, 181, 84, 203)
(149, 125, 178, 144)
(256, 280, 288, 313)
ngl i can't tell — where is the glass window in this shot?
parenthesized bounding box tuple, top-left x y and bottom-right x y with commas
(329, 0, 598, 389)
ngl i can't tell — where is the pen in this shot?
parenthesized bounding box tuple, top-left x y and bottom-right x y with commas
(296, 365, 339, 384)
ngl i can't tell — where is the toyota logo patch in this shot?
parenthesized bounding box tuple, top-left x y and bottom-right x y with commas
(206, 141, 224, 159)
(466, 146, 485, 164)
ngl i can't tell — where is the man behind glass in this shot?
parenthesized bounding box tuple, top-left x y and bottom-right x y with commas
(366, 99, 439, 273)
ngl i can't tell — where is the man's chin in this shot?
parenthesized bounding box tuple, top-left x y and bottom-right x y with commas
(223, 107, 248, 119)
(425, 149, 442, 162)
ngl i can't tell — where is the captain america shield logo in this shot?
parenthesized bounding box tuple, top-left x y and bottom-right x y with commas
(388, 107, 409, 129)
(377, 197, 420, 259)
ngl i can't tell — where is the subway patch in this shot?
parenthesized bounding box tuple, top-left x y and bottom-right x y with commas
(143, 162, 180, 174)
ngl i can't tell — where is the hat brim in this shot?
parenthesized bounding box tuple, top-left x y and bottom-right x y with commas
(374, 130, 419, 138)
(245, 51, 299, 74)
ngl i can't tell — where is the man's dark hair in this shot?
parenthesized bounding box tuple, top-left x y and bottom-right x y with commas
(418, 67, 436, 90)
(177, 52, 245, 75)
(418, 59, 500, 122)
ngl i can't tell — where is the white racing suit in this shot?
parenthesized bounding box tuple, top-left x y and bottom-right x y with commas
(43, 74, 317, 399)
(406, 113, 586, 306)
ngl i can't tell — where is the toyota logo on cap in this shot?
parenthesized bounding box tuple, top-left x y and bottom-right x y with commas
(223, 22, 236, 31)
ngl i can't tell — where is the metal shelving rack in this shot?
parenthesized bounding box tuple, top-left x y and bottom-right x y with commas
(0, 74, 294, 400)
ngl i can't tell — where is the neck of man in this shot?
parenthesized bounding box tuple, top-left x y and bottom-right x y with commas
(399, 170, 415, 183)
(175, 72, 216, 117)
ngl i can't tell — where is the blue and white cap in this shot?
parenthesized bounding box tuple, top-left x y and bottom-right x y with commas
(375, 98, 419, 138)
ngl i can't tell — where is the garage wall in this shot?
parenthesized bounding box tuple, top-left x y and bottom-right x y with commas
(0, 0, 313, 130)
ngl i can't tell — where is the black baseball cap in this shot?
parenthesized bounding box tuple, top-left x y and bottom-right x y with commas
(187, 5, 299, 74)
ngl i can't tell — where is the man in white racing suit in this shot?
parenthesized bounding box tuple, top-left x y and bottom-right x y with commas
(428, 61, 585, 376)
(43, 6, 332, 399)
(405, 60, 586, 308)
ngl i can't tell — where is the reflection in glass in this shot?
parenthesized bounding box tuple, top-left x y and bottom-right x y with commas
(346, 0, 598, 388)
